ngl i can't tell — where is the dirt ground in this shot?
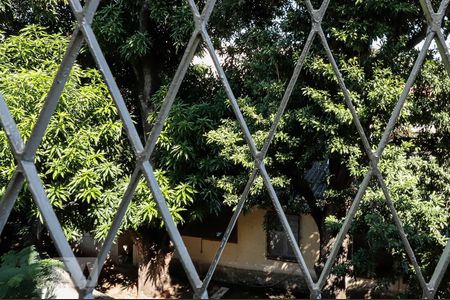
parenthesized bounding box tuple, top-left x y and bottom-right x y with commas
(97, 262, 192, 299)
(96, 261, 307, 299)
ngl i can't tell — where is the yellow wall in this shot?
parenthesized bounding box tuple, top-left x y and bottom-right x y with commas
(182, 208, 320, 279)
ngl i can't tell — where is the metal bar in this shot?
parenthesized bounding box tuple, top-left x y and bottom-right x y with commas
(20, 160, 87, 290)
(437, 0, 450, 15)
(375, 32, 434, 155)
(201, 1, 327, 295)
(187, 0, 201, 19)
(71, 0, 206, 297)
(22, 30, 83, 160)
(70, 0, 144, 154)
(0, 2, 101, 293)
(304, 0, 315, 16)
(261, 29, 316, 156)
(201, 29, 260, 158)
(419, 0, 436, 24)
(0, 94, 26, 236)
(0, 94, 24, 155)
(419, 0, 450, 76)
(69, 0, 83, 13)
(199, 168, 259, 294)
(141, 161, 204, 295)
(434, 30, 450, 76)
(143, 0, 216, 161)
(317, 28, 376, 163)
(200, 6, 321, 295)
(85, 167, 142, 292)
(316, 170, 373, 289)
(0, 171, 24, 235)
(201, 0, 218, 22)
(23, 0, 100, 160)
(374, 170, 429, 292)
(258, 162, 316, 293)
(142, 31, 201, 158)
(312, 8, 435, 295)
(196, 0, 323, 295)
(428, 239, 450, 298)
(187, 0, 217, 23)
(317, 31, 435, 291)
(0, 1, 99, 294)
(318, 0, 331, 19)
(201, 25, 319, 296)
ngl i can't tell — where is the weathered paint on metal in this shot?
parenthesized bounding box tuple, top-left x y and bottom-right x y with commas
(0, 0, 449, 298)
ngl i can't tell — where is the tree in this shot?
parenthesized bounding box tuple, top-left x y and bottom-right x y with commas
(0, 0, 73, 35)
(0, 25, 196, 263)
(1, 0, 450, 298)
(203, 0, 450, 297)
(0, 246, 63, 299)
(99, 0, 449, 296)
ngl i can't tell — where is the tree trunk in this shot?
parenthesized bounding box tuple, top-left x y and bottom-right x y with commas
(133, 229, 174, 298)
(292, 155, 352, 298)
(317, 226, 350, 298)
(132, 1, 162, 138)
(317, 155, 352, 298)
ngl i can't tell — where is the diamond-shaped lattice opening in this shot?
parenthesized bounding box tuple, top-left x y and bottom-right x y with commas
(127, 0, 318, 295)
(357, 51, 450, 296)
(0, 25, 92, 292)
(0, 26, 76, 254)
(1, 0, 450, 298)
(301, 0, 450, 296)
(33, 63, 136, 245)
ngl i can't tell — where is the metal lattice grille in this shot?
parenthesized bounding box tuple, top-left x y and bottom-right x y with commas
(0, 0, 449, 299)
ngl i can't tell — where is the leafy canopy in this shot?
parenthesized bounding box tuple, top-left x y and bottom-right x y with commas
(0, 26, 196, 241)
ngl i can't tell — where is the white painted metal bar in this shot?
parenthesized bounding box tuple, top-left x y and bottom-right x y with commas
(428, 240, 450, 298)
(317, 31, 436, 291)
(315, 23, 435, 296)
(198, 168, 259, 295)
(141, 161, 205, 297)
(138, 0, 216, 161)
(0, 94, 24, 155)
(69, 0, 144, 155)
(0, 0, 449, 298)
(142, 31, 201, 158)
(84, 167, 142, 294)
(201, 29, 260, 158)
(22, 0, 100, 160)
(316, 170, 374, 289)
(0, 170, 24, 235)
(201, 26, 319, 296)
(434, 30, 450, 76)
(21, 160, 87, 290)
(259, 162, 316, 292)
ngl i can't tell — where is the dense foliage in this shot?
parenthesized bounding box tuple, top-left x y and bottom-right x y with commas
(0, 246, 62, 298)
(198, 1, 450, 297)
(0, 0, 449, 297)
(0, 26, 195, 242)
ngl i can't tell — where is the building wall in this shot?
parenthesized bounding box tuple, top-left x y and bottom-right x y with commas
(78, 232, 120, 263)
(181, 208, 320, 280)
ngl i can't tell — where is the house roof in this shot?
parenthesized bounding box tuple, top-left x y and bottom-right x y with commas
(303, 160, 329, 199)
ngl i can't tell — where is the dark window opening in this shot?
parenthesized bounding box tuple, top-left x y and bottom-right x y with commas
(266, 213, 300, 262)
(181, 208, 238, 243)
